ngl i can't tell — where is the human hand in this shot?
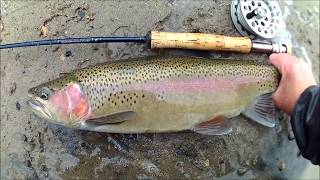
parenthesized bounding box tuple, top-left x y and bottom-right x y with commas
(268, 53, 316, 114)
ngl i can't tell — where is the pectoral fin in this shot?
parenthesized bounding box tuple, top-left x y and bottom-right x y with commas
(85, 111, 137, 125)
(192, 116, 232, 135)
(241, 93, 276, 128)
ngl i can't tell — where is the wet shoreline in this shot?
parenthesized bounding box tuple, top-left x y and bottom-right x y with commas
(1, 0, 319, 179)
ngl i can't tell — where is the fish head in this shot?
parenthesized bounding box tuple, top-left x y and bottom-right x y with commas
(28, 77, 91, 128)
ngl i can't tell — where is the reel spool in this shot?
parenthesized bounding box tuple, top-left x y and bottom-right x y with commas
(231, 0, 285, 40)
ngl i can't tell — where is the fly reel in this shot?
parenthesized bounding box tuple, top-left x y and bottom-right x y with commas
(231, 0, 285, 40)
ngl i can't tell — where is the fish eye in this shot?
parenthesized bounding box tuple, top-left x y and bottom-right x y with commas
(39, 87, 52, 100)
(40, 92, 49, 100)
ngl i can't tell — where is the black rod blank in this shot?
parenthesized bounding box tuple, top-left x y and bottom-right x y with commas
(0, 36, 147, 49)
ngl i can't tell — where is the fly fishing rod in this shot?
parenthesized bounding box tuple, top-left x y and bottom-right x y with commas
(0, 31, 290, 54)
(0, 36, 147, 49)
(0, 0, 291, 54)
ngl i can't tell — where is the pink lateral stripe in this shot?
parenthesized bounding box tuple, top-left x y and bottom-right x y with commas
(139, 77, 259, 93)
(88, 77, 260, 95)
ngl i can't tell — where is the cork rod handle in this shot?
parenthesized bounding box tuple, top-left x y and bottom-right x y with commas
(150, 31, 252, 53)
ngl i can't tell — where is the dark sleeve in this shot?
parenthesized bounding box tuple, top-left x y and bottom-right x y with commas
(291, 85, 320, 165)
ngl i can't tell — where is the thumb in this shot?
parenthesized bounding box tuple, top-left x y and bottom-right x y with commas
(268, 53, 299, 75)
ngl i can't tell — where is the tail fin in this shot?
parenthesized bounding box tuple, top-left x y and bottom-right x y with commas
(241, 93, 276, 128)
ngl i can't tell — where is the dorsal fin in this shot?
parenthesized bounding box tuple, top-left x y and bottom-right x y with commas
(241, 93, 276, 128)
(192, 116, 232, 135)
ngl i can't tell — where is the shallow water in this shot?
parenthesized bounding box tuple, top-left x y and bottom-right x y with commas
(1, 0, 319, 179)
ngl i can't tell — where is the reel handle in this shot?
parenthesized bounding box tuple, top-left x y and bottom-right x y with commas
(150, 31, 252, 53)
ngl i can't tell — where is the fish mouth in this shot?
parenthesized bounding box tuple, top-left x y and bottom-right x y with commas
(27, 99, 52, 120)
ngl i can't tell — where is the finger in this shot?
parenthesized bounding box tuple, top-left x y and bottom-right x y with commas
(272, 87, 290, 113)
(272, 89, 281, 108)
(269, 53, 299, 64)
(268, 54, 284, 74)
(272, 76, 285, 108)
(268, 53, 298, 74)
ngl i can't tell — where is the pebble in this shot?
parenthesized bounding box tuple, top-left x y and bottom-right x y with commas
(307, 39, 312, 45)
(245, 160, 250, 166)
(52, 46, 61, 52)
(288, 132, 295, 141)
(65, 50, 72, 57)
(85, 13, 95, 22)
(176, 161, 184, 167)
(198, 11, 206, 17)
(9, 82, 17, 95)
(204, 159, 210, 167)
(40, 165, 49, 177)
(22, 134, 28, 142)
(141, 161, 160, 176)
(278, 160, 286, 171)
(219, 160, 226, 174)
(78, 10, 86, 19)
(26, 160, 32, 167)
(252, 158, 258, 166)
(0, 21, 4, 32)
(40, 25, 49, 37)
(184, 173, 190, 178)
(92, 45, 99, 51)
(16, 101, 21, 111)
(15, 132, 27, 142)
(237, 167, 248, 176)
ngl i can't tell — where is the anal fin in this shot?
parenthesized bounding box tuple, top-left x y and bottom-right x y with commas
(241, 93, 276, 128)
(192, 116, 232, 135)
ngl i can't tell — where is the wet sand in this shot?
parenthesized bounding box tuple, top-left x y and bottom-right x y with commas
(1, 0, 319, 179)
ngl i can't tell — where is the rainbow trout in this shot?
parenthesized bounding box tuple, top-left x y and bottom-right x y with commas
(28, 56, 279, 135)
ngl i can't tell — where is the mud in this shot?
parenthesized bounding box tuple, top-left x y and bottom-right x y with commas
(1, 0, 319, 179)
